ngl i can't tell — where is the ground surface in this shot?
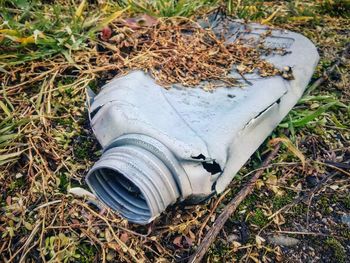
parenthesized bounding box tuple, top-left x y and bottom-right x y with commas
(0, 1, 349, 262)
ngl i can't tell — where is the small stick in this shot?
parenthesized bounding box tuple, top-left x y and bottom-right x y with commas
(197, 188, 231, 243)
(188, 144, 281, 263)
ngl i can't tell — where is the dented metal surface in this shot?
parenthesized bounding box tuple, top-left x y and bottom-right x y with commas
(86, 19, 319, 224)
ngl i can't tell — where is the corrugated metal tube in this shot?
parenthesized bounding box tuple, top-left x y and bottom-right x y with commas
(86, 145, 180, 224)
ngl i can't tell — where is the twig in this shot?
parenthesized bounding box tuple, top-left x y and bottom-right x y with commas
(306, 191, 314, 230)
(198, 188, 231, 243)
(314, 160, 350, 177)
(32, 200, 62, 211)
(188, 144, 281, 263)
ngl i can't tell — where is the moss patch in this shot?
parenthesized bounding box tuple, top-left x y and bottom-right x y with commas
(324, 238, 346, 263)
(249, 208, 268, 227)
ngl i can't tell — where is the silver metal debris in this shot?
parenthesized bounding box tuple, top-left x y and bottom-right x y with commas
(86, 19, 319, 224)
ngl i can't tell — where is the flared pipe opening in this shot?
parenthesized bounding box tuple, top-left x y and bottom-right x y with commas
(86, 145, 180, 224)
(87, 167, 152, 223)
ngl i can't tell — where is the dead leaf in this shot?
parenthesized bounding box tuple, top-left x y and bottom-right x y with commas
(75, 0, 86, 18)
(105, 228, 113, 243)
(274, 246, 283, 261)
(6, 196, 11, 206)
(266, 174, 284, 196)
(23, 221, 33, 231)
(249, 253, 261, 263)
(173, 236, 183, 248)
(255, 235, 265, 248)
(295, 182, 302, 192)
(122, 18, 140, 29)
(329, 185, 339, 190)
(120, 232, 129, 243)
(107, 242, 120, 251)
(232, 241, 241, 252)
(123, 14, 158, 29)
(260, 204, 273, 217)
(273, 213, 285, 226)
(138, 14, 158, 27)
(256, 179, 265, 189)
(237, 64, 248, 73)
(101, 26, 112, 41)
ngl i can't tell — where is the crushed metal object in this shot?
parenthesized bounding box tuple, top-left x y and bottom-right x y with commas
(86, 18, 319, 224)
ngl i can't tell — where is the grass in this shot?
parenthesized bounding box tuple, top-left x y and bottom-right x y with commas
(249, 208, 268, 227)
(1, 0, 350, 262)
(325, 238, 346, 263)
(118, 0, 220, 17)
